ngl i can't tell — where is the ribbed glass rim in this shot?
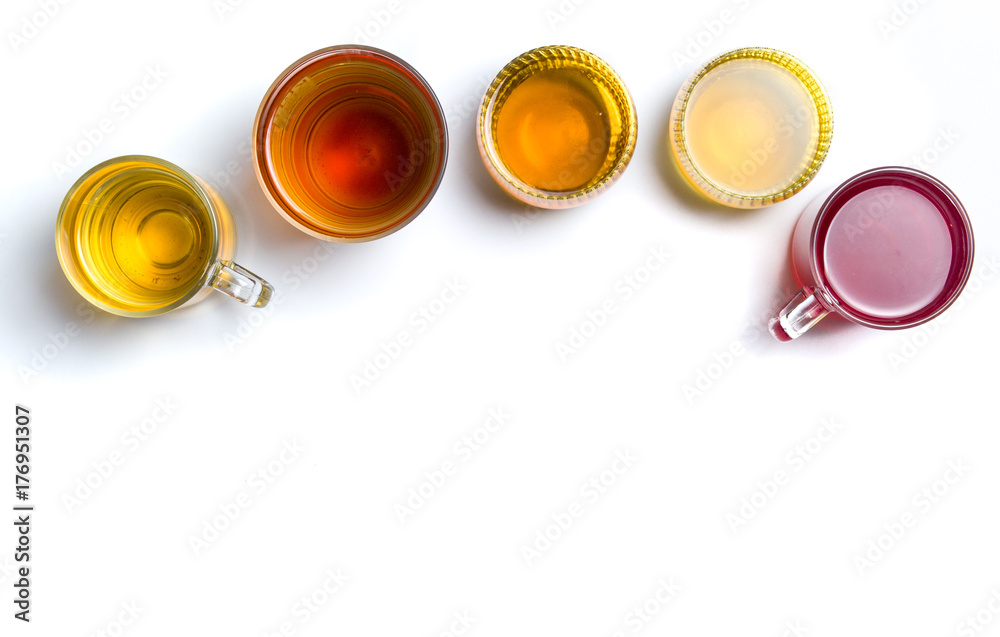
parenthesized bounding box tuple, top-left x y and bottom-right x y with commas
(477, 44, 638, 209)
(670, 46, 834, 209)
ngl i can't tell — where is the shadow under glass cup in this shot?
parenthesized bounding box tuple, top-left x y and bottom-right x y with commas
(253, 45, 448, 242)
(670, 47, 833, 209)
(769, 166, 975, 341)
(56, 155, 274, 317)
(477, 45, 637, 209)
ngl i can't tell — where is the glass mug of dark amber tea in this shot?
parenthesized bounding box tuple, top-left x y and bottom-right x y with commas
(769, 167, 974, 341)
(253, 45, 448, 242)
(477, 45, 637, 208)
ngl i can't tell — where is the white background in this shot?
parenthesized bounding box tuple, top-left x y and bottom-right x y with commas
(2, 0, 999, 634)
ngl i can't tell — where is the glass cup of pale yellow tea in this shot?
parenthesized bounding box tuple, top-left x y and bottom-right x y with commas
(478, 45, 638, 209)
(670, 47, 834, 208)
(56, 156, 274, 317)
(253, 45, 448, 242)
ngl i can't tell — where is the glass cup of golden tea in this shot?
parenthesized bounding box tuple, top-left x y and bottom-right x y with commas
(56, 155, 274, 317)
(670, 47, 834, 208)
(478, 45, 638, 209)
(253, 45, 448, 242)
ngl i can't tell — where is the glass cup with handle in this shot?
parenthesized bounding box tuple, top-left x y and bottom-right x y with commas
(57, 155, 274, 317)
(769, 166, 974, 341)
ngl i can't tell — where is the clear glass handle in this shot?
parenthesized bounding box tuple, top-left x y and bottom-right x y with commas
(210, 261, 274, 308)
(769, 288, 830, 342)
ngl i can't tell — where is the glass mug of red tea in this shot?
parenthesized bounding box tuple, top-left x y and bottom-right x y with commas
(769, 167, 974, 341)
(253, 46, 448, 241)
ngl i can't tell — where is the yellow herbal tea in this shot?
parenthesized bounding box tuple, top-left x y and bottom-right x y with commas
(57, 157, 236, 315)
(479, 46, 637, 208)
